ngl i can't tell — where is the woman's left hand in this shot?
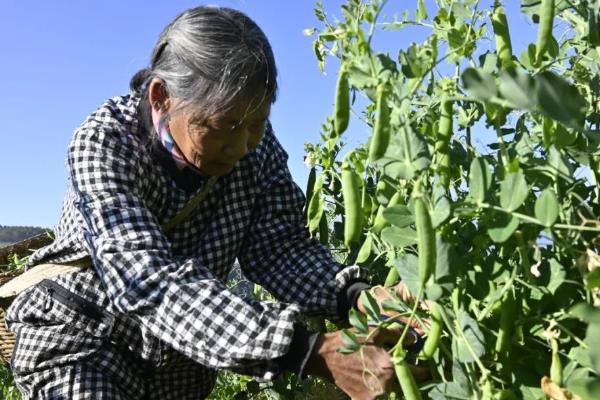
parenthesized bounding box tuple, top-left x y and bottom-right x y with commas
(355, 281, 430, 335)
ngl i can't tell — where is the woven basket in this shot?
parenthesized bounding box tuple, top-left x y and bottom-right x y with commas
(0, 233, 53, 365)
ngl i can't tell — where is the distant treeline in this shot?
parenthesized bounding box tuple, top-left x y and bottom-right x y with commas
(0, 225, 49, 245)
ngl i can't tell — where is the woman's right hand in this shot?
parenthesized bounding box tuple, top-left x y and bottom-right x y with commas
(305, 328, 429, 400)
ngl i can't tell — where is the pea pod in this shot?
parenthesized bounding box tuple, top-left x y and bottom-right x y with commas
(368, 84, 391, 162)
(495, 289, 517, 355)
(589, 11, 600, 47)
(481, 379, 493, 400)
(550, 337, 562, 385)
(318, 213, 328, 245)
(372, 191, 402, 234)
(534, 0, 555, 67)
(420, 302, 443, 359)
(342, 162, 363, 246)
(393, 348, 423, 400)
(491, 2, 513, 69)
(384, 266, 399, 287)
(415, 197, 435, 289)
(334, 68, 350, 136)
(306, 174, 324, 234)
(303, 167, 317, 220)
(435, 94, 453, 189)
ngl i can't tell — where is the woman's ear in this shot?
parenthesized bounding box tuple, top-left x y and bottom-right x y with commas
(148, 78, 170, 113)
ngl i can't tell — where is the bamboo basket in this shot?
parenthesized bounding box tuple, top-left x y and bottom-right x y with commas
(0, 233, 53, 364)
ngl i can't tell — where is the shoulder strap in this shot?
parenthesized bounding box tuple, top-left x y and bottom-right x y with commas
(161, 176, 219, 233)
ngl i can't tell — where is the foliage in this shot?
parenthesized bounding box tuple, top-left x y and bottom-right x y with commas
(304, 0, 600, 398)
(0, 364, 20, 400)
(0, 226, 47, 246)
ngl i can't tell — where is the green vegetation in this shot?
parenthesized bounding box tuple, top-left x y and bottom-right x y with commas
(302, 0, 600, 398)
(0, 226, 47, 246)
(3, 0, 600, 398)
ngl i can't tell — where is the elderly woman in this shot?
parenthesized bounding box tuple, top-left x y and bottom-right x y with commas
(6, 6, 417, 399)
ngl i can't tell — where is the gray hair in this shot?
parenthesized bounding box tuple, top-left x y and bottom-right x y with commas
(131, 6, 277, 125)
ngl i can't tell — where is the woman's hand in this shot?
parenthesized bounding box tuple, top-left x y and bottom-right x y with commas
(355, 282, 431, 335)
(305, 329, 429, 399)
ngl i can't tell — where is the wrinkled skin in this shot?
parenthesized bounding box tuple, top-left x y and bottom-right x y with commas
(306, 327, 430, 400)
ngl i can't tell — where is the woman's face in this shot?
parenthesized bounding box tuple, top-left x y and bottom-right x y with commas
(168, 99, 271, 176)
(149, 79, 271, 176)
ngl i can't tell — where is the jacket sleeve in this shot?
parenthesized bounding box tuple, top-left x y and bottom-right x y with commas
(236, 132, 369, 323)
(68, 126, 303, 379)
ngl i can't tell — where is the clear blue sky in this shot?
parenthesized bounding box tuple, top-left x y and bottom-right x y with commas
(0, 1, 535, 228)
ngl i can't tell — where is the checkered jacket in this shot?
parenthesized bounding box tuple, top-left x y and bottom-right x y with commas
(22, 94, 368, 379)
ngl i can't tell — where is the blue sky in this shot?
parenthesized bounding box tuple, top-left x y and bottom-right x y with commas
(0, 1, 536, 228)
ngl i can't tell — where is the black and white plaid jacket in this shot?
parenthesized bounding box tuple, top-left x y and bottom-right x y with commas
(20, 93, 369, 379)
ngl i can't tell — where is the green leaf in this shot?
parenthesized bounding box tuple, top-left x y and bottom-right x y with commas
(431, 195, 451, 228)
(568, 377, 600, 400)
(349, 308, 369, 334)
(425, 284, 444, 301)
(359, 290, 380, 322)
(380, 123, 430, 180)
(547, 258, 566, 294)
(586, 268, 600, 290)
(461, 68, 497, 101)
(468, 157, 492, 204)
(381, 299, 409, 314)
(498, 68, 537, 110)
(548, 146, 573, 183)
(586, 323, 600, 373)
(416, 0, 427, 22)
(487, 213, 520, 243)
(428, 382, 470, 400)
(536, 71, 586, 130)
(382, 205, 413, 228)
(454, 310, 486, 363)
(554, 124, 578, 148)
(570, 303, 600, 324)
(339, 329, 360, 354)
(500, 170, 529, 212)
(381, 226, 418, 248)
(395, 253, 420, 296)
(535, 188, 559, 227)
(246, 380, 260, 394)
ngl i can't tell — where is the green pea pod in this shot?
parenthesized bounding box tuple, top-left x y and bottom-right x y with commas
(550, 337, 562, 385)
(481, 379, 493, 400)
(491, 2, 513, 69)
(393, 348, 423, 400)
(355, 234, 372, 264)
(589, 11, 600, 47)
(318, 213, 329, 245)
(415, 197, 435, 289)
(420, 302, 443, 359)
(534, 0, 555, 67)
(384, 266, 399, 287)
(368, 84, 391, 162)
(495, 290, 517, 355)
(372, 191, 402, 234)
(342, 163, 363, 246)
(306, 174, 324, 234)
(334, 68, 350, 136)
(303, 167, 317, 220)
(435, 94, 453, 189)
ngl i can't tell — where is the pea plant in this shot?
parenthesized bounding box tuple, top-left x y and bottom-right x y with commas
(304, 0, 600, 398)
